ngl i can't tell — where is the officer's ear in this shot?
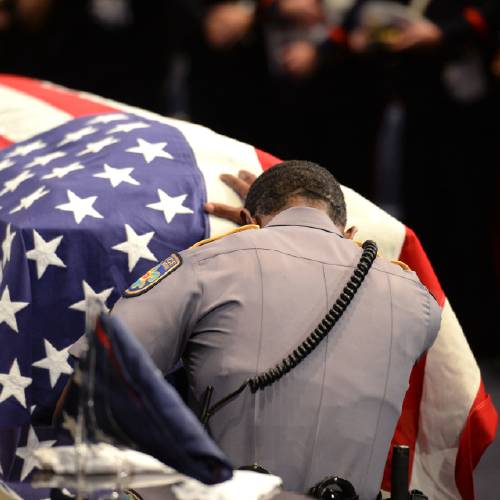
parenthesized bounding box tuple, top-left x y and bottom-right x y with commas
(344, 226, 358, 240)
(240, 208, 257, 226)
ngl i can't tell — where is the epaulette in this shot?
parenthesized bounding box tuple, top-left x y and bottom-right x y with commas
(190, 224, 260, 249)
(353, 240, 381, 256)
(353, 240, 410, 271)
(391, 259, 412, 272)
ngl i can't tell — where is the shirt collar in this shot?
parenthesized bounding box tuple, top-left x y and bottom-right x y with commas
(264, 207, 344, 237)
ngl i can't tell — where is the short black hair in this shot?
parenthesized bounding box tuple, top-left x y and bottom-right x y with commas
(245, 160, 347, 227)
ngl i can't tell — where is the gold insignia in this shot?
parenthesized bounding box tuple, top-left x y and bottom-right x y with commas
(354, 241, 409, 270)
(391, 259, 411, 272)
(190, 224, 259, 249)
(353, 240, 381, 256)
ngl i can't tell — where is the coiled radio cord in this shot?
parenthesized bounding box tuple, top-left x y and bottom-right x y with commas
(201, 240, 378, 427)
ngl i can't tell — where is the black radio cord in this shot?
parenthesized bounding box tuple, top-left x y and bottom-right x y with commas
(201, 240, 378, 427)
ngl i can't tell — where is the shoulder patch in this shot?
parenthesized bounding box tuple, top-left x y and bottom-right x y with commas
(190, 224, 259, 249)
(123, 253, 182, 298)
(391, 259, 411, 272)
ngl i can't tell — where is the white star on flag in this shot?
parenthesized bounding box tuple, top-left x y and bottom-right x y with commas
(32, 339, 72, 388)
(6, 140, 46, 158)
(77, 136, 119, 156)
(0, 286, 29, 333)
(69, 280, 114, 316)
(87, 113, 128, 124)
(112, 224, 157, 272)
(107, 122, 150, 134)
(25, 151, 66, 168)
(147, 189, 193, 223)
(26, 230, 66, 279)
(0, 158, 15, 172)
(56, 189, 104, 224)
(10, 186, 50, 214)
(58, 126, 98, 146)
(93, 163, 140, 188)
(16, 427, 56, 481)
(126, 138, 173, 164)
(2, 223, 16, 266)
(0, 359, 32, 408)
(0, 170, 35, 196)
(42, 162, 85, 180)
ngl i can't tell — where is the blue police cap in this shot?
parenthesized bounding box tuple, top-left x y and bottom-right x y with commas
(62, 313, 232, 485)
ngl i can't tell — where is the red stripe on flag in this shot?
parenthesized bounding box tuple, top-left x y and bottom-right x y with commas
(382, 226, 444, 490)
(456, 381, 498, 500)
(399, 226, 445, 307)
(381, 355, 427, 491)
(391, 226, 498, 498)
(0, 136, 13, 150)
(0, 74, 117, 117)
(255, 148, 281, 171)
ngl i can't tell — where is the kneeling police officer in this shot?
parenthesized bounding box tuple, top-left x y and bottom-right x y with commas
(112, 161, 441, 499)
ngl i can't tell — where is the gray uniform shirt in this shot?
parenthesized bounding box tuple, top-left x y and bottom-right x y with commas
(112, 207, 441, 499)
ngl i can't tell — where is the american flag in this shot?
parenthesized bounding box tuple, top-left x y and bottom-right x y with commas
(0, 75, 496, 499)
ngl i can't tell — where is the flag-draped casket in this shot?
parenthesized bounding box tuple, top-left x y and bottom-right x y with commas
(0, 75, 496, 499)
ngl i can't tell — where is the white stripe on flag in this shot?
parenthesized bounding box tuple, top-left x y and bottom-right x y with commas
(0, 84, 72, 143)
(342, 185, 406, 260)
(181, 129, 265, 237)
(411, 299, 480, 499)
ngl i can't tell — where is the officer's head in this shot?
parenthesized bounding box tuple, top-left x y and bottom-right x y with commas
(243, 160, 356, 238)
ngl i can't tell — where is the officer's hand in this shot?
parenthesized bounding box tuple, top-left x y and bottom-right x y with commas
(204, 170, 256, 225)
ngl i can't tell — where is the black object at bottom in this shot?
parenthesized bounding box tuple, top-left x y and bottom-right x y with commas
(387, 445, 428, 500)
(391, 445, 409, 500)
(308, 476, 359, 500)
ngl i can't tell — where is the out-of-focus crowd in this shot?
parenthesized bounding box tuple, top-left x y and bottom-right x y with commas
(0, 0, 499, 355)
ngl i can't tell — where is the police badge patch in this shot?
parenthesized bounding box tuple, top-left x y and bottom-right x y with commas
(123, 253, 182, 298)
